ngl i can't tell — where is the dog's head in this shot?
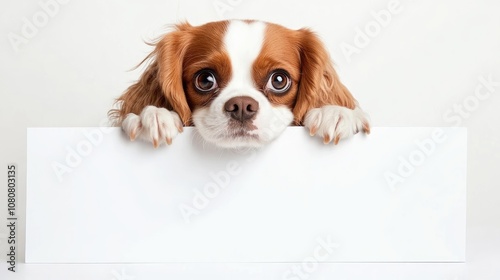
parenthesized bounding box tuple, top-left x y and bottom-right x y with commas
(114, 20, 356, 148)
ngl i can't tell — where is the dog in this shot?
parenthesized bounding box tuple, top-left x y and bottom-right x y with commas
(109, 20, 370, 149)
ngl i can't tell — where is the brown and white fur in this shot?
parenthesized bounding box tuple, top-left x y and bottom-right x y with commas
(109, 20, 370, 149)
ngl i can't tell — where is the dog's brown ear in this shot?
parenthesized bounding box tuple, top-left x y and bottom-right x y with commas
(109, 23, 192, 125)
(293, 29, 356, 125)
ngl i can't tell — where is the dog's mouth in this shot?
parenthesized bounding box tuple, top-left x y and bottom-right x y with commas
(227, 120, 258, 138)
(207, 122, 263, 148)
(228, 129, 259, 139)
(226, 123, 260, 141)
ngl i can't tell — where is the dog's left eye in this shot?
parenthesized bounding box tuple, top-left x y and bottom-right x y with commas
(265, 70, 291, 94)
(195, 70, 218, 93)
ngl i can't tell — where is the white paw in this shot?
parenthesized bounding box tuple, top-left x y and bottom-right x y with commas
(122, 106, 183, 148)
(304, 105, 370, 144)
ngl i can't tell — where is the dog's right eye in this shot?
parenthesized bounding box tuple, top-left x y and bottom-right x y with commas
(194, 70, 218, 93)
(265, 70, 291, 95)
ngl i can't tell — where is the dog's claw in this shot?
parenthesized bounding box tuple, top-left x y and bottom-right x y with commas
(130, 126, 139, 141)
(310, 125, 318, 136)
(323, 134, 331, 144)
(363, 122, 371, 134)
(334, 134, 341, 145)
(176, 124, 184, 133)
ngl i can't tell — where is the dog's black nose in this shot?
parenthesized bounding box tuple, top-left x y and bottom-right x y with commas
(224, 96, 259, 121)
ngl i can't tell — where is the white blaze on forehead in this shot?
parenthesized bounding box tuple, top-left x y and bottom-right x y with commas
(223, 20, 266, 87)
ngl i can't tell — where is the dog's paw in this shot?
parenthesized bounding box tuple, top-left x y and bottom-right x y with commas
(304, 105, 370, 144)
(122, 106, 184, 148)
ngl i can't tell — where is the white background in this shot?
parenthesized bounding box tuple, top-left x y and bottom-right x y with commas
(1, 0, 500, 279)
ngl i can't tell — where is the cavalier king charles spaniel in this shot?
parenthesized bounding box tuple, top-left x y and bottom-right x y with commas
(109, 20, 370, 149)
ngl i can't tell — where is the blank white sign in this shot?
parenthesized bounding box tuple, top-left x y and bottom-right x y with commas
(26, 127, 466, 263)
